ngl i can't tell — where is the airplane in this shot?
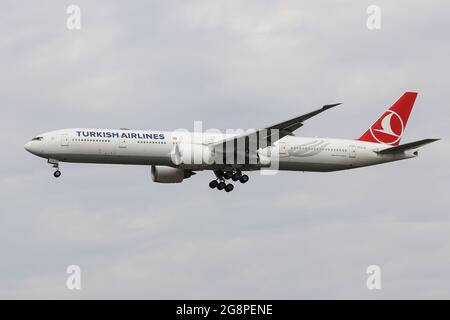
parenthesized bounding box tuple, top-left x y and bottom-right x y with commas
(24, 92, 438, 192)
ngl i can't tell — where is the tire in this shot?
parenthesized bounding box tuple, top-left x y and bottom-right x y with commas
(231, 173, 240, 181)
(54, 170, 61, 178)
(209, 180, 219, 189)
(225, 184, 234, 192)
(239, 174, 249, 183)
(217, 181, 226, 190)
(224, 171, 233, 179)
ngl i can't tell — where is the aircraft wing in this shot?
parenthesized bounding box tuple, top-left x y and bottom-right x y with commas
(210, 103, 341, 149)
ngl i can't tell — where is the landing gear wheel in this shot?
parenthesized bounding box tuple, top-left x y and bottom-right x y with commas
(209, 180, 219, 189)
(225, 183, 234, 192)
(231, 172, 241, 181)
(239, 174, 249, 184)
(53, 170, 61, 178)
(217, 181, 226, 190)
(224, 171, 233, 180)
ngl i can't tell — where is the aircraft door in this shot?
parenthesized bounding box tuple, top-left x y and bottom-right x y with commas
(119, 138, 127, 148)
(61, 134, 69, 147)
(279, 142, 287, 157)
(349, 145, 356, 158)
(173, 135, 182, 144)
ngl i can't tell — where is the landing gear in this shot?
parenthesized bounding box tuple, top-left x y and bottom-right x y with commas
(225, 183, 234, 192)
(239, 174, 249, 184)
(48, 159, 61, 178)
(209, 178, 233, 192)
(209, 170, 249, 192)
(209, 180, 219, 189)
(224, 171, 234, 180)
(231, 172, 241, 181)
(217, 181, 226, 190)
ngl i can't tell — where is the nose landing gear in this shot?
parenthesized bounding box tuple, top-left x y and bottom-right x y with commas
(209, 170, 249, 192)
(48, 159, 61, 178)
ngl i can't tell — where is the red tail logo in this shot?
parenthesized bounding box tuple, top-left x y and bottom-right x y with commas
(358, 92, 417, 146)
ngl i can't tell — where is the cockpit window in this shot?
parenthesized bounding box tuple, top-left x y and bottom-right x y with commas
(32, 137, 43, 141)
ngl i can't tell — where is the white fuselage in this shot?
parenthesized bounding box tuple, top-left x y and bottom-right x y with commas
(24, 128, 417, 172)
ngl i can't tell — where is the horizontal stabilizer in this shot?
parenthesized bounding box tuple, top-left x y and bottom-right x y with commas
(376, 138, 439, 154)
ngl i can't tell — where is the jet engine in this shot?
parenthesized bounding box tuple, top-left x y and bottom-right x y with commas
(257, 147, 272, 166)
(151, 165, 195, 183)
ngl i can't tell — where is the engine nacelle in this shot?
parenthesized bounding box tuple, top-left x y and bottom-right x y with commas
(257, 148, 272, 166)
(151, 165, 184, 183)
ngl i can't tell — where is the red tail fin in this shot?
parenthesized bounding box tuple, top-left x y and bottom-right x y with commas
(358, 92, 417, 146)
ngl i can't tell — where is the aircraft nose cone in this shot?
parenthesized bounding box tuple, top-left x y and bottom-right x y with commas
(24, 141, 32, 152)
(24, 141, 37, 154)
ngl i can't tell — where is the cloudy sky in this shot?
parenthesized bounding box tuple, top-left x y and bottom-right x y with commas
(1, 0, 449, 299)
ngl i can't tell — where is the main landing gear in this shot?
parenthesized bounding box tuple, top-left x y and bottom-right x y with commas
(48, 159, 61, 178)
(209, 170, 249, 192)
